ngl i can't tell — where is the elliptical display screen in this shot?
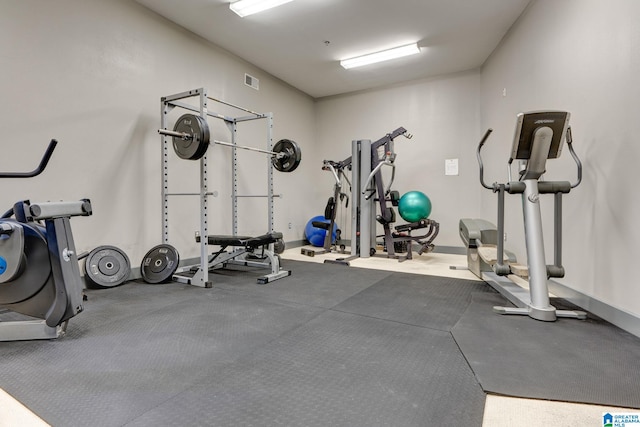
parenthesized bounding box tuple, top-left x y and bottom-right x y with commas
(510, 111, 570, 160)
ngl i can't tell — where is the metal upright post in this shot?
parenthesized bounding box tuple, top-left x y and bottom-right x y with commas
(554, 192, 563, 269)
(522, 179, 555, 321)
(197, 89, 210, 287)
(359, 139, 372, 258)
(267, 113, 274, 232)
(351, 140, 360, 257)
(494, 184, 511, 275)
(232, 121, 239, 236)
(161, 100, 170, 244)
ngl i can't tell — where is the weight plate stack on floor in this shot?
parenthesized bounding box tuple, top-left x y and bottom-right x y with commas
(84, 245, 131, 289)
(140, 244, 180, 284)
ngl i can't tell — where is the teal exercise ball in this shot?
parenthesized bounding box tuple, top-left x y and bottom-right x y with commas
(398, 191, 432, 223)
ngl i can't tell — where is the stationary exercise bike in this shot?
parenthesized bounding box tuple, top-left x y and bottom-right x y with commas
(458, 111, 586, 321)
(0, 140, 92, 340)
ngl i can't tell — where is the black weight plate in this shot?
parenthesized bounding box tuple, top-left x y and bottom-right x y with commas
(140, 244, 180, 284)
(191, 115, 210, 159)
(273, 239, 285, 254)
(172, 114, 210, 160)
(272, 139, 302, 173)
(84, 245, 131, 288)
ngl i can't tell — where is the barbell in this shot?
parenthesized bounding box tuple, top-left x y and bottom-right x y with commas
(158, 114, 302, 173)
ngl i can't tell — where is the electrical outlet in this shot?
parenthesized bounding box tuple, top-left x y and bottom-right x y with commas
(288, 222, 292, 229)
(504, 232, 507, 241)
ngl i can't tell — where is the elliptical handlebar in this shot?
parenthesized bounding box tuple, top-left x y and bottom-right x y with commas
(565, 127, 582, 189)
(0, 139, 58, 178)
(477, 128, 494, 190)
(476, 126, 582, 190)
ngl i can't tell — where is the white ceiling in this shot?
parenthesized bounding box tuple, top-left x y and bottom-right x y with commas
(135, 0, 531, 98)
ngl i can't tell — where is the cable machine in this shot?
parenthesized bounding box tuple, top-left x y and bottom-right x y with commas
(321, 127, 439, 265)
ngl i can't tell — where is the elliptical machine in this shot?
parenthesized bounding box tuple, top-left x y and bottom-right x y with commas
(458, 111, 586, 321)
(0, 140, 92, 340)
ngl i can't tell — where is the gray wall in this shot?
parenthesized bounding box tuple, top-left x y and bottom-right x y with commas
(0, 0, 316, 263)
(315, 71, 483, 247)
(479, 0, 640, 319)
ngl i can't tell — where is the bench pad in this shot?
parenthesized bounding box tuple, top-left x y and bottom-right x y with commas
(204, 232, 283, 249)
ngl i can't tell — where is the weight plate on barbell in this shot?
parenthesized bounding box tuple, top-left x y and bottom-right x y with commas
(272, 139, 302, 173)
(140, 244, 180, 284)
(84, 245, 131, 289)
(172, 114, 210, 160)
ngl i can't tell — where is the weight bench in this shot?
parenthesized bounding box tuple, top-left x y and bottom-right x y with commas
(195, 231, 290, 284)
(390, 218, 440, 262)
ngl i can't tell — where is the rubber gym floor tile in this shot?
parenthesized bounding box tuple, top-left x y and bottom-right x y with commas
(125, 309, 486, 427)
(0, 291, 324, 427)
(452, 291, 640, 409)
(333, 272, 494, 331)
(211, 259, 393, 309)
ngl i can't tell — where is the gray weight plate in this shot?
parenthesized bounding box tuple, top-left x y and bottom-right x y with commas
(140, 244, 180, 284)
(84, 245, 131, 288)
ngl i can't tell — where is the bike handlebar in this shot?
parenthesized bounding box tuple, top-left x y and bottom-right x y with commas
(0, 139, 58, 178)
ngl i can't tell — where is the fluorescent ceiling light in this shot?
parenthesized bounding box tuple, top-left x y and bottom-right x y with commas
(230, 0, 294, 17)
(340, 43, 421, 69)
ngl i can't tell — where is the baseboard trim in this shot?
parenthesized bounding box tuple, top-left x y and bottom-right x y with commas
(287, 240, 466, 255)
(548, 279, 640, 338)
